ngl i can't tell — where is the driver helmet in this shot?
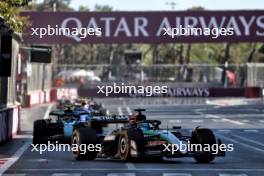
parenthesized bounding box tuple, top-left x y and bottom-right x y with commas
(136, 113, 146, 121)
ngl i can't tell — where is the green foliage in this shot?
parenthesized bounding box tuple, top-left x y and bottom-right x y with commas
(0, 0, 29, 33)
(27, 0, 73, 11)
(78, 5, 90, 12)
(94, 4, 113, 12)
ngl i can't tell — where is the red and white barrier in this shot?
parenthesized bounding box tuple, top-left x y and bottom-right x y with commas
(24, 88, 78, 107)
(25, 91, 41, 107)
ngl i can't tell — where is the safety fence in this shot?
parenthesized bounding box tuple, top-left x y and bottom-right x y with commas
(247, 63, 264, 88)
(52, 63, 261, 88)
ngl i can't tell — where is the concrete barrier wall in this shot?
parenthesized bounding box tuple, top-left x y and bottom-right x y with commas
(23, 87, 262, 107)
(24, 88, 72, 107)
(24, 89, 56, 107)
(0, 104, 21, 144)
(78, 87, 262, 98)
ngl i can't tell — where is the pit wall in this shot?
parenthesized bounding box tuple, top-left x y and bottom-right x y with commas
(0, 104, 21, 144)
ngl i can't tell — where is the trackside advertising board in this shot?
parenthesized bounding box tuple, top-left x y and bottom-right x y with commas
(22, 11, 264, 44)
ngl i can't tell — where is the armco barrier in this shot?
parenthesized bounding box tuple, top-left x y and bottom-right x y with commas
(0, 104, 20, 144)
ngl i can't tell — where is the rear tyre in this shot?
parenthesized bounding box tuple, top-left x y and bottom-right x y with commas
(191, 128, 216, 163)
(33, 120, 47, 144)
(72, 128, 98, 160)
(118, 128, 144, 161)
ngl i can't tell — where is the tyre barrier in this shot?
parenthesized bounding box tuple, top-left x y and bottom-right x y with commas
(0, 105, 21, 144)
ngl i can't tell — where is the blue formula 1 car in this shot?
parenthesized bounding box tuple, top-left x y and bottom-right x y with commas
(33, 107, 120, 145)
(32, 108, 92, 144)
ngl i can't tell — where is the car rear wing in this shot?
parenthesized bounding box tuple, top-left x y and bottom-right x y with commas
(91, 115, 129, 123)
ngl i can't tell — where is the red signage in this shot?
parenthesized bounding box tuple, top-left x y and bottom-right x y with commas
(22, 11, 264, 44)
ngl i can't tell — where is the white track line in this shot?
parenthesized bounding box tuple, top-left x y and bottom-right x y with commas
(118, 107, 123, 116)
(205, 114, 220, 119)
(51, 174, 81, 176)
(206, 114, 264, 118)
(243, 129, 259, 133)
(241, 120, 249, 123)
(126, 106, 132, 115)
(163, 173, 192, 176)
(7, 168, 264, 172)
(0, 104, 53, 175)
(212, 119, 223, 122)
(232, 134, 264, 147)
(217, 129, 231, 133)
(219, 174, 248, 176)
(2, 174, 26, 176)
(0, 142, 31, 175)
(107, 173, 135, 176)
(222, 118, 244, 125)
(125, 163, 136, 170)
(191, 119, 203, 123)
(169, 120, 182, 123)
(217, 134, 264, 153)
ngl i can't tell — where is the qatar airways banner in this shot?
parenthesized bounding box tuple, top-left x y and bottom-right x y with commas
(22, 11, 264, 44)
(77, 87, 261, 98)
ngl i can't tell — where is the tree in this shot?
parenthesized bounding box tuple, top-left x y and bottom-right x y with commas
(27, 0, 72, 11)
(0, 0, 30, 33)
(94, 4, 113, 11)
(79, 5, 90, 12)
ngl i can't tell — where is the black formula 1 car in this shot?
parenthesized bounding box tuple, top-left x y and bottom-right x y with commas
(56, 98, 108, 116)
(71, 109, 225, 163)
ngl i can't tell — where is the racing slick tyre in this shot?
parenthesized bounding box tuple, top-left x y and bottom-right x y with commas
(72, 128, 99, 160)
(191, 128, 216, 163)
(33, 120, 47, 144)
(118, 128, 145, 161)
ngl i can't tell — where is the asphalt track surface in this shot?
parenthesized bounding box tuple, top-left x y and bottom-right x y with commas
(1, 98, 264, 176)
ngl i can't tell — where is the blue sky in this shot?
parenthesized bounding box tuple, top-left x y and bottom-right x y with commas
(36, 0, 264, 10)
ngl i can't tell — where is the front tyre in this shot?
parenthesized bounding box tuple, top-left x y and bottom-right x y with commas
(118, 128, 144, 161)
(33, 120, 47, 144)
(72, 128, 98, 160)
(191, 128, 216, 163)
